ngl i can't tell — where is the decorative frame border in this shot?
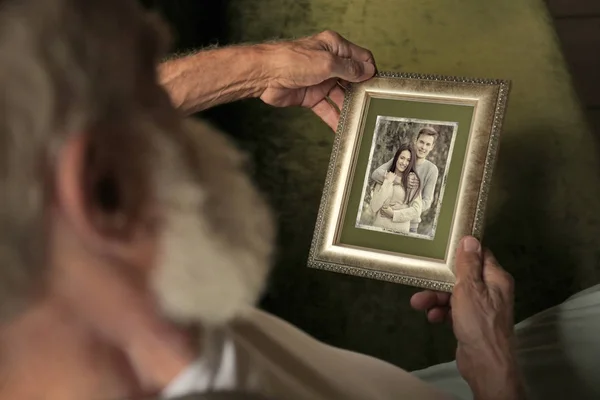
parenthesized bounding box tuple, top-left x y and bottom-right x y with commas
(307, 71, 510, 292)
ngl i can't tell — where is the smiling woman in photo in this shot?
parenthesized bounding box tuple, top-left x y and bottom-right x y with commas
(368, 143, 423, 234)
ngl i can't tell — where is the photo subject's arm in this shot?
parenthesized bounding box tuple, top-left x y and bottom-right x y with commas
(421, 167, 438, 212)
(392, 194, 422, 223)
(158, 46, 268, 115)
(370, 159, 395, 184)
(369, 182, 392, 214)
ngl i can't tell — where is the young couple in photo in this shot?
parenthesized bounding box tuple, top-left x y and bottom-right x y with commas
(367, 127, 440, 236)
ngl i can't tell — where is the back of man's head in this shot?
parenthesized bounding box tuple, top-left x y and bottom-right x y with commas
(0, 0, 274, 325)
(0, 0, 160, 318)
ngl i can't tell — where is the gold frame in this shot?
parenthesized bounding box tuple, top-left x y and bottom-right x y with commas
(307, 72, 510, 292)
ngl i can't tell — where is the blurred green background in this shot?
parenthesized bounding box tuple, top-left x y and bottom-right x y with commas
(139, 0, 600, 372)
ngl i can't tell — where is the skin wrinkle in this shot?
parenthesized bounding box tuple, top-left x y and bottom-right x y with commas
(158, 46, 268, 114)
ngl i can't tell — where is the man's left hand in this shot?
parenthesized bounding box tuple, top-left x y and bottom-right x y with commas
(258, 30, 376, 131)
(410, 236, 525, 399)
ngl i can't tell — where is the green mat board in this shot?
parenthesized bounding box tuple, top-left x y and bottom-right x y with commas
(339, 97, 475, 260)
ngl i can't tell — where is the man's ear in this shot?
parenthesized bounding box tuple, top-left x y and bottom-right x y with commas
(53, 131, 149, 255)
(54, 132, 94, 241)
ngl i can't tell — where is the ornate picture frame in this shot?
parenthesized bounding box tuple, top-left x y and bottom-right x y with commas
(307, 72, 510, 292)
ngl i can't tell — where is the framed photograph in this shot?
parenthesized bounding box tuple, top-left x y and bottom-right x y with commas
(308, 72, 510, 292)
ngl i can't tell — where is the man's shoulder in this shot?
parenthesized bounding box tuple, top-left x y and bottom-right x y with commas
(415, 159, 438, 176)
(227, 308, 449, 399)
(423, 159, 438, 174)
(231, 308, 322, 347)
(424, 159, 437, 168)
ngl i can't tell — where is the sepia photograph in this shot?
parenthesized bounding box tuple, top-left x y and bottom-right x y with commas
(355, 117, 458, 240)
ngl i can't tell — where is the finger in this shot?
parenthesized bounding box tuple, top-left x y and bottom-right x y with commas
(341, 38, 377, 78)
(344, 39, 376, 65)
(300, 77, 343, 117)
(427, 307, 450, 324)
(454, 236, 483, 284)
(410, 290, 450, 310)
(435, 291, 451, 305)
(303, 78, 341, 130)
(301, 78, 337, 108)
(328, 85, 345, 112)
(311, 98, 339, 131)
(337, 79, 351, 90)
(318, 30, 376, 65)
(329, 57, 376, 83)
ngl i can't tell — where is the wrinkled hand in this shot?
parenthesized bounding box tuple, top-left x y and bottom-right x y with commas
(410, 236, 523, 398)
(259, 30, 376, 130)
(408, 172, 419, 190)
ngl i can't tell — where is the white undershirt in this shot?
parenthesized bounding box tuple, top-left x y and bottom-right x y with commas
(161, 332, 239, 398)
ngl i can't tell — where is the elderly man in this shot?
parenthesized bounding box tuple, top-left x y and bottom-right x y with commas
(0, 0, 525, 399)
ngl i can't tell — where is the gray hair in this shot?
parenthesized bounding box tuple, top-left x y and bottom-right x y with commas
(0, 0, 275, 324)
(0, 0, 170, 318)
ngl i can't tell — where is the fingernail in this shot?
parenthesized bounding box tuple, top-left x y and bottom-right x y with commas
(462, 236, 480, 253)
(363, 62, 375, 77)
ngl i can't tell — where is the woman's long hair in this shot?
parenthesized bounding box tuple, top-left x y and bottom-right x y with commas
(388, 143, 420, 203)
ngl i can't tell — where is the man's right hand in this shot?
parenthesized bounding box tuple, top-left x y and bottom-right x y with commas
(259, 30, 376, 130)
(408, 172, 419, 190)
(410, 236, 526, 399)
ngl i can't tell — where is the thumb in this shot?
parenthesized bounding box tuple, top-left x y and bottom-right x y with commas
(454, 236, 483, 284)
(330, 57, 376, 82)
